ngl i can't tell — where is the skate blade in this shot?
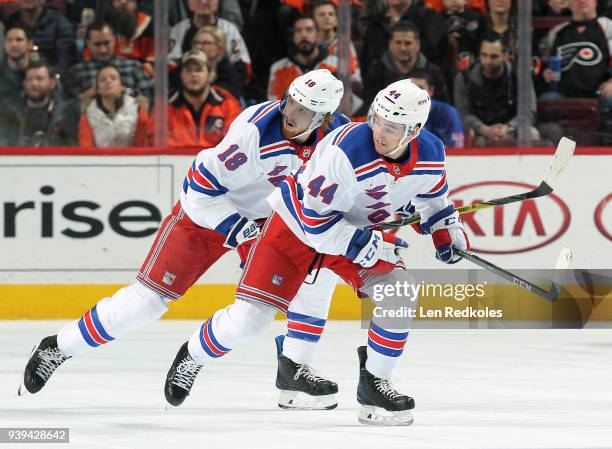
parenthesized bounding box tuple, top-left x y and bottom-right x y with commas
(278, 390, 338, 410)
(358, 405, 414, 426)
(17, 345, 37, 397)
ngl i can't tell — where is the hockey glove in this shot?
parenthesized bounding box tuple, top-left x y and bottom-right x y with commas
(223, 216, 261, 264)
(347, 228, 408, 274)
(420, 205, 469, 264)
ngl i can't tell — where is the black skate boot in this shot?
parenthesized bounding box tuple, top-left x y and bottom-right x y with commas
(164, 342, 203, 407)
(356, 345, 414, 426)
(19, 335, 71, 395)
(275, 335, 338, 410)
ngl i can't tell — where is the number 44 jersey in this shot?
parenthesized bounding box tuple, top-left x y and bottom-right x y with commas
(268, 122, 453, 256)
(179, 100, 349, 234)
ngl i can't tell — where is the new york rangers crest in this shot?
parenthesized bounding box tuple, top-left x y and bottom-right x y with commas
(272, 274, 284, 286)
(163, 272, 176, 286)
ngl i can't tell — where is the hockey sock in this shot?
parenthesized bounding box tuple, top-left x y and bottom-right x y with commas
(282, 312, 326, 364)
(365, 321, 409, 379)
(188, 299, 276, 365)
(57, 283, 169, 357)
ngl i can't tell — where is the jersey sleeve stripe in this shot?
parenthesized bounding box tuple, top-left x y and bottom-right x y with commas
(278, 176, 344, 235)
(260, 148, 296, 160)
(248, 100, 281, 124)
(332, 123, 359, 146)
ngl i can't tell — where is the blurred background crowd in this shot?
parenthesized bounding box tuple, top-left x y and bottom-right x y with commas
(0, 0, 610, 149)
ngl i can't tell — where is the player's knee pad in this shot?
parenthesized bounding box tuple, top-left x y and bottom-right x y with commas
(214, 299, 276, 346)
(97, 282, 169, 335)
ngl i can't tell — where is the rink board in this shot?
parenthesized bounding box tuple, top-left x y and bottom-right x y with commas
(0, 147, 610, 319)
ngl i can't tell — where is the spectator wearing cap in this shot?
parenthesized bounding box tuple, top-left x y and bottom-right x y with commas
(79, 64, 148, 147)
(69, 21, 153, 110)
(0, 60, 79, 147)
(168, 0, 251, 81)
(358, 21, 450, 117)
(267, 14, 339, 100)
(6, 0, 76, 78)
(104, 0, 155, 73)
(0, 24, 32, 99)
(454, 35, 539, 145)
(410, 69, 465, 148)
(153, 50, 242, 148)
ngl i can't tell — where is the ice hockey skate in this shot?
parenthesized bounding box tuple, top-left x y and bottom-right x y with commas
(164, 342, 203, 407)
(275, 335, 338, 410)
(356, 346, 414, 426)
(19, 335, 70, 396)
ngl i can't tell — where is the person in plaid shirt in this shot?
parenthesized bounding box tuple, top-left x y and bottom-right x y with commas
(68, 21, 153, 110)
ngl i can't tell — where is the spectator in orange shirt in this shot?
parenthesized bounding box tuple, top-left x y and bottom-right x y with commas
(267, 14, 337, 100)
(159, 50, 242, 148)
(79, 64, 149, 147)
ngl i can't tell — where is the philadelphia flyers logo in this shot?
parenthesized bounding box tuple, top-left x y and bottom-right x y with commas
(558, 42, 603, 70)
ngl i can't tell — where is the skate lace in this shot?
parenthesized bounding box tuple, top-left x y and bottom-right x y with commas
(294, 365, 327, 384)
(171, 358, 202, 390)
(35, 348, 68, 381)
(374, 379, 401, 400)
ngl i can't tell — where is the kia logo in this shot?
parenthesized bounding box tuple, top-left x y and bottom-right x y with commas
(594, 193, 611, 241)
(449, 181, 571, 254)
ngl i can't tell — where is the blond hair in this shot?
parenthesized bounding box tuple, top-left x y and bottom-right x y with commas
(193, 26, 228, 55)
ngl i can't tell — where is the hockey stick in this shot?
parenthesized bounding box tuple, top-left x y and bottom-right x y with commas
(454, 246, 573, 302)
(379, 137, 576, 230)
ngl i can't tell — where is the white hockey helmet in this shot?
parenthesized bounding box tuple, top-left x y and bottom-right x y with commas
(369, 79, 431, 146)
(285, 69, 344, 138)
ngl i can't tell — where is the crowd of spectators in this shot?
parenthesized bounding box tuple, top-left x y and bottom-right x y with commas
(0, 0, 610, 148)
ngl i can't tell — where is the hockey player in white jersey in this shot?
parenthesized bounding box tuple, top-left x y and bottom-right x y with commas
(164, 79, 470, 425)
(20, 69, 348, 410)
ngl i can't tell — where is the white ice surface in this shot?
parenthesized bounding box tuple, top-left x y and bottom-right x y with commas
(1, 321, 611, 449)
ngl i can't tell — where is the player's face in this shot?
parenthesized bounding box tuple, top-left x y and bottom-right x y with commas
(371, 112, 411, 157)
(282, 96, 316, 138)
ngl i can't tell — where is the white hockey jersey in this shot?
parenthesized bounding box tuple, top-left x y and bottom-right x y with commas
(179, 100, 349, 236)
(268, 122, 452, 256)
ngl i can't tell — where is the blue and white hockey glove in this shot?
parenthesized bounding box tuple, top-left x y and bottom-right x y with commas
(223, 217, 261, 250)
(420, 205, 469, 264)
(347, 228, 409, 273)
